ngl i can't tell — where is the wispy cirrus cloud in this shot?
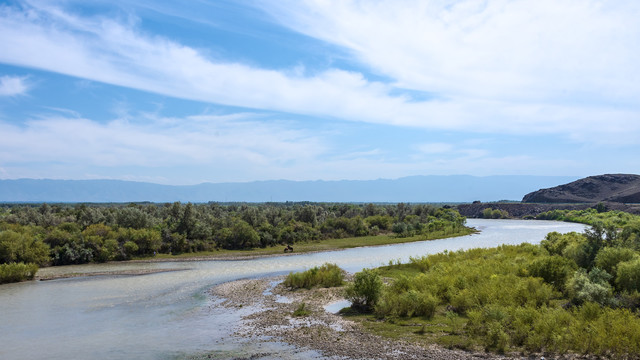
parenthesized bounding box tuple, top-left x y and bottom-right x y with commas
(261, 0, 640, 104)
(0, 109, 339, 183)
(0, 0, 638, 146)
(0, 75, 31, 96)
(0, 112, 324, 168)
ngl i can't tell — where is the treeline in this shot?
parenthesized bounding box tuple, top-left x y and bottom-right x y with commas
(344, 210, 640, 356)
(537, 207, 640, 227)
(0, 202, 467, 283)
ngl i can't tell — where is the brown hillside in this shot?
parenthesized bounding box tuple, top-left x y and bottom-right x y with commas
(522, 174, 640, 203)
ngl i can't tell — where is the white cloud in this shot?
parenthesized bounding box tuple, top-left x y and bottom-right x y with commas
(0, 75, 30, 96)
(262, 0, 640, 104)
(0, 1, 638, 145)
(0, 112, 326, 174)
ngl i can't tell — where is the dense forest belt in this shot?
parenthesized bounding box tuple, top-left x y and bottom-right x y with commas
(456, 202, 640, 218)
(0, 202, 471, 284)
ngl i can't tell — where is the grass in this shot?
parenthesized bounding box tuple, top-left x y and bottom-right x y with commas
(283, 263, 344, 289)
(343, 307, 476, 351)
(137, 227, 477, 261)
(293, 302, 311, 317)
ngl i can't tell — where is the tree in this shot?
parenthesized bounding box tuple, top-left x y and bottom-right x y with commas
(616, 258, 640, 293)
(345, 268, 383, 311)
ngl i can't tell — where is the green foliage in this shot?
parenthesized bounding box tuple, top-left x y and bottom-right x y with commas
(283, 263, 345, 289)
(292, 302, 310, 317)
(527, 255, 577, 292)
(481, 208, 509, 219)
(0, 262, 39, 284)
(566, 268, 613, 305)
(364, 215, 394, 231)
(540, 231, 583, 256)
(345, 268, 383, 311)
(0, 229, 50, 265)
(215, 219, 260, 250)
(376, 288, 438, 318)
(595, 247, 636, 277)
(368, 228, 640, 357)
(615, 258, 640, 293)
(0, 202, 472, 267)
(123, 241, 139, 258)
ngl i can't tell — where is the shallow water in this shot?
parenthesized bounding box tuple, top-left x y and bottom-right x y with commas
(0, 219, 586, 360)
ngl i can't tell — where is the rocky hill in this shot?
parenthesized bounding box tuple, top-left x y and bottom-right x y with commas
(522, 174, 640, 203)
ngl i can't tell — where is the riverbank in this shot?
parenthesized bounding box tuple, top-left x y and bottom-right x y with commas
(35, 228, 476, 280)
(209, 276, 518, 360)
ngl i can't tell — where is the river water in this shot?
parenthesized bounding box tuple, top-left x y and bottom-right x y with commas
(0, 219, 586, 360)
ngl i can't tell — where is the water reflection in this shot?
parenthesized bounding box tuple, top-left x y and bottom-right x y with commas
(0, 219, 586, 360)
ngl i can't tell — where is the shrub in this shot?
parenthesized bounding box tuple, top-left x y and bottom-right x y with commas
(0, 262, 39, 284)
(514, 277, 554, 307)
(566, 269, 613, 306)
(540, 231, 583, 256)
(527, 255, 577, 292)
(283, 263, 345, 289)
(376, 289, 438, 318)
(449, 288, 474, 314)
(484, 322, 510, 353)
(594, 247, 636, 278)
(0, 230, 50, 266)
(616, 258, 640, 293)
(345, 268, 382, 311)
(292, 302, 310, 317)
(123, 241, 139, 258)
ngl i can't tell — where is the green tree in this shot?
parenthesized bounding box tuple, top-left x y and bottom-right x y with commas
(345, 268, 382, 311)
(616, 258, 640, 293)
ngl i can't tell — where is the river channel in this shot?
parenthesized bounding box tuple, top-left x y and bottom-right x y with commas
(0, 219, 587, 360)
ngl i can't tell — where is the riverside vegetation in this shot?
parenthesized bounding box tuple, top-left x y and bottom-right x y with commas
(0, 202, 471, 284)
(282, 210, 640, 358)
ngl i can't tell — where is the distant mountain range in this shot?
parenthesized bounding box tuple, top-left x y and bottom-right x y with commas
(0, 176, 580, 203)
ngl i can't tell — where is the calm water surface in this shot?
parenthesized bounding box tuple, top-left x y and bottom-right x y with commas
(0, 219, 586, 360)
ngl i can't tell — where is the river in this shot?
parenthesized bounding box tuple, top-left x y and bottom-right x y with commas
(0, 219, 586, 360)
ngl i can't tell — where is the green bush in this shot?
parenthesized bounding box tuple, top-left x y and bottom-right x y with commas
(594, 247, 636, 278)
(292, 302, 310, 317)
(0, 230, 50, 265)
(283, 263, 345, 289)
(345, 268, 382, 311)
(123, 241, 139, 258)
(616, 258, 640, 293)
(540, 231, 583, 256)
(0, 262, 39, 284)
(527, 255, 577, 292)
(376, 288, 438, 318)
(513, 277, 554, 307)
(566, 268, 613, 306)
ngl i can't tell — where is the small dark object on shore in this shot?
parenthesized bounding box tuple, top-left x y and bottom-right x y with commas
(284, 245, 294, 253)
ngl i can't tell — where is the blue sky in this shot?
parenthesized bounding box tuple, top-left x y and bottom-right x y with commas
(0, 0, 639, 185)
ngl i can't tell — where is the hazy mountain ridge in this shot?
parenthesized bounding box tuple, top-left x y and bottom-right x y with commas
(0, 176, 579, 203)
(522, 174, 640, 203)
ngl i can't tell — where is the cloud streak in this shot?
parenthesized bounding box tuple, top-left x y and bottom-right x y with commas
(262, 0, 640, 104)
(0, 1, 637, 145)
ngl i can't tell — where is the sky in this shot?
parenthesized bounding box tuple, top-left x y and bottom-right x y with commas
(0, 0, 639, 185)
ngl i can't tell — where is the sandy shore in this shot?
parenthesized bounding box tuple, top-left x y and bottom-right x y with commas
(35, 268, 185, 280)
(210, 277, 525, 360)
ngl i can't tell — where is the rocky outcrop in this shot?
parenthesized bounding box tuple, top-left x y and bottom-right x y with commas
(522, 174, 640, 203)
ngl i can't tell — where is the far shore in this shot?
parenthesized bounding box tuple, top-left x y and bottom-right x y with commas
(35, 227, 477, 280)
